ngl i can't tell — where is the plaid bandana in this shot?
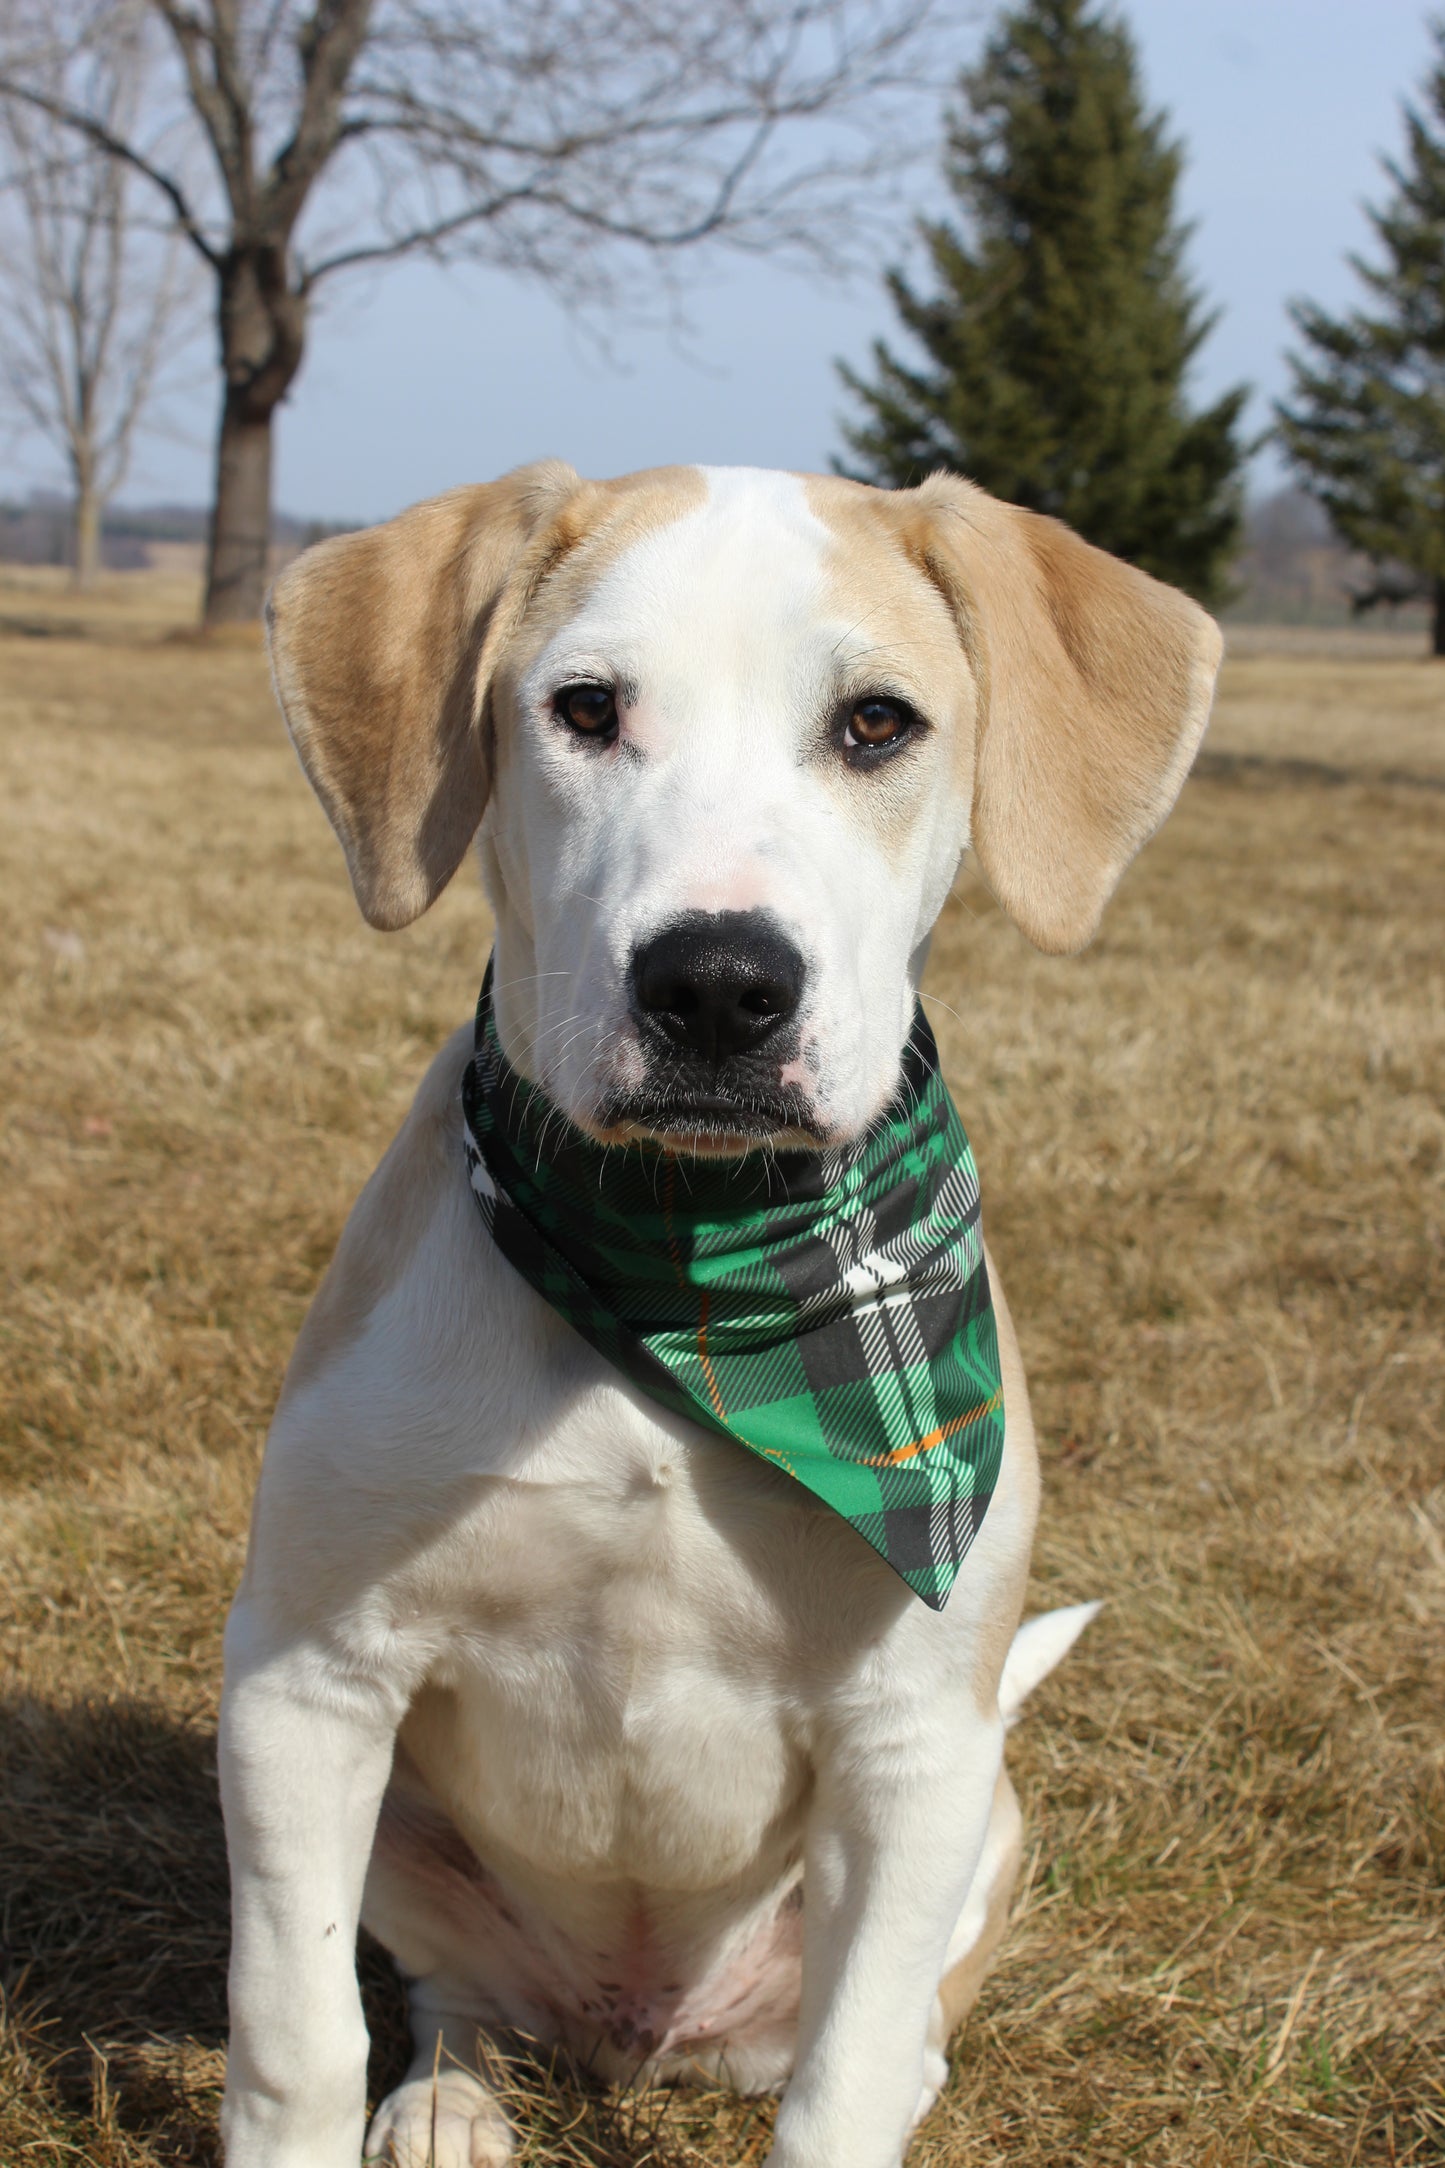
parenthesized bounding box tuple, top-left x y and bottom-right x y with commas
(460, 964, 1004, 1609)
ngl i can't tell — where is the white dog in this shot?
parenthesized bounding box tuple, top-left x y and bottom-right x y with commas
(220, 463, 1219, 2168)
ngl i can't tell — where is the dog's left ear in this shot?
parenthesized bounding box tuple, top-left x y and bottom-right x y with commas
(908, 474, 1222, 955)
(266, 460, 580, 930)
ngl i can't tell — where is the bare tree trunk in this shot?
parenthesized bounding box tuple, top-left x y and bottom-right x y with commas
(1433, 572, 1445, 659)
(206, 390, 278, 624)
(203, 247, 306, 626)
(72, 483, 101, 589)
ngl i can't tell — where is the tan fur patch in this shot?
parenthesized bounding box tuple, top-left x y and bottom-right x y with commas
(493, 465, 709, 674)
(802, 473, 979, 855)
(807, 470, 1222, 954)
(267, 464, 577, 930)
(267, 464, 707, 932)
(908, 474, 1222, 954)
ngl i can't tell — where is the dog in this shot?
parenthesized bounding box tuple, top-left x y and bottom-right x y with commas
(219, 463, 1219, 2168)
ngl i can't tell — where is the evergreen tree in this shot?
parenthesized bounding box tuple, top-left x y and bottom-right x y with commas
(1278, 20, 1445, 657)
(836, 0, 1248, 604)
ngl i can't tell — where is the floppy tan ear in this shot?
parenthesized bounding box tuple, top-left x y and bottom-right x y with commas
(909, 474, 1222, 955)
(266, 459, 580, 930)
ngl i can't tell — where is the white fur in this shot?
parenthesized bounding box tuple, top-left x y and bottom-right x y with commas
(220, 470, 1096, 2168)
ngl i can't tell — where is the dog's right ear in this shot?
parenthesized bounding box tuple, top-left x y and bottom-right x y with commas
(905, 475, 1221, 956)
(266, 460, 580, 931)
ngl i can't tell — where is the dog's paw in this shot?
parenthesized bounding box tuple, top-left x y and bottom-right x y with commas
(364, 2068, 513, 2168)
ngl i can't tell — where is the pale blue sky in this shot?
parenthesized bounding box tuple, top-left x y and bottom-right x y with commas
(5, 0, 1437, 521)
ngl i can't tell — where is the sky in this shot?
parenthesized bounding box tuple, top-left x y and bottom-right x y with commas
(3, 0, 1437, 523)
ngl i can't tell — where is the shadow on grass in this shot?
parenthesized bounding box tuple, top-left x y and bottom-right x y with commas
(0, 1693, 409, 2157)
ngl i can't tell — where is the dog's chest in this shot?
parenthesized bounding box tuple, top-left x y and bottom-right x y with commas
(395, 1393, 832, 1887)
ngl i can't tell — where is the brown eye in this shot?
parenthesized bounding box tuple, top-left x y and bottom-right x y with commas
(843, 696, 917, 755)
(555, 683, 618, 737)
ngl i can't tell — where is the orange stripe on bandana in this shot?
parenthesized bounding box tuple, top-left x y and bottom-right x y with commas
(665, 1157, 730, 1427)
(696, 1288, 728, 1424)
(880, 1388, 1004, 1466)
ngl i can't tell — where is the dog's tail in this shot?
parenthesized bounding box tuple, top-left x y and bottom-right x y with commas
(998, 1602, 1100, 1725)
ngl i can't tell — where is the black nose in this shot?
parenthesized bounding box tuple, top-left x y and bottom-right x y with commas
(631, 911, 806, 1065)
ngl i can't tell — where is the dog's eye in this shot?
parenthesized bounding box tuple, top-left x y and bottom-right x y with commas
(842, 696, 917, 757)
(555, 683, 618, 738)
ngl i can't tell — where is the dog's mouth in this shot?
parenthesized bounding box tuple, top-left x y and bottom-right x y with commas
(589, 1086, 829, 1156)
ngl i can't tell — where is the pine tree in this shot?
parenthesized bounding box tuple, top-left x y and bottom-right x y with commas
(836, 0, 1248, 604)
(1278, 21, 1445, 656)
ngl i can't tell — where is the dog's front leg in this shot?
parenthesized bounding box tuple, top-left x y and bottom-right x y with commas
(219, 1604, 402, 2168)
(768, 1696, 1004, 2168)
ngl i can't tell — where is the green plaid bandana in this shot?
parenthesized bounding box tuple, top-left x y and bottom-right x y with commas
(460, 964, 1004, 1609)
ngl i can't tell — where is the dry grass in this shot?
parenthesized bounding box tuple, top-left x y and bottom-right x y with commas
(1, 565, 1441, 2167)
(1206, 626, 1445, 786)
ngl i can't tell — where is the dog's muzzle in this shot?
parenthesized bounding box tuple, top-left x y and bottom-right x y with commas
(606, 909, 816, 1142)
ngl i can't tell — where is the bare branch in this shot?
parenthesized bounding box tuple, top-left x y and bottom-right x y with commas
(297, 176, 536, 280)
(261, 0, 373, 236)
(3, 0, 946, 297)
(150, 0, 253, 216)
(0, 73, 221, 265)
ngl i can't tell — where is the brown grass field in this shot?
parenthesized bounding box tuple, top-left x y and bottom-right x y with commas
(1, 570, 1441, 2167)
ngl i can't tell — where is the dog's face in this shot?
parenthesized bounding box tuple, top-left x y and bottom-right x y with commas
(481, 468, 976, 1148)
(269, 463, 1220, 1151)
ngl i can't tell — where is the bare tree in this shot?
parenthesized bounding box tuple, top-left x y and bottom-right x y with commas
(0, 0, 942, 626)
(0, 7, 193, 588)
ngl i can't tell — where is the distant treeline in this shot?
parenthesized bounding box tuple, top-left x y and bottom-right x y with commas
(0, 484, 1425, 629)
(0, 493, 354, 573)
(1227, 490, 1428, 628)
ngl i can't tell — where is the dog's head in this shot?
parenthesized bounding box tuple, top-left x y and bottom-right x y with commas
(268, 462, 1219, 1152)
